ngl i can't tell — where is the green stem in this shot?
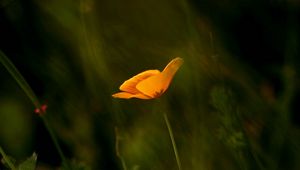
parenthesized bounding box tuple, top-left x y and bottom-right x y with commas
(164, 113, 182, 170)
(0, 50, 40, 108)
(0, 146, 16, 170)
(115, 127, 128, 170)
(118, 156, 127, 170)
(41, 116, 70, 169)
(0, 50, 70, 169)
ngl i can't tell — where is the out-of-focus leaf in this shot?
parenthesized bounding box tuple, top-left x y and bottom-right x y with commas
(18, 153, 37, 170)
(0, 152, 17, 169)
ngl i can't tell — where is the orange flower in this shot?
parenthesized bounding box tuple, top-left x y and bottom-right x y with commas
(112, 57, 183, 99)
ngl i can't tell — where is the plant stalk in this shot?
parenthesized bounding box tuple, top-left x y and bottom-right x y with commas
(164, 113, 182, 170)
(0, 146, 16, 170)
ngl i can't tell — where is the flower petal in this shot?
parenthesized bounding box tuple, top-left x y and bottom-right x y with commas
(136, 57, 183, 98)
(112, 92, 152, 99)
(119, 69, 160, 94)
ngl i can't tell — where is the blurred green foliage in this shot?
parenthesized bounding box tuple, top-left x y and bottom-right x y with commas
(1, 0, 300, 169)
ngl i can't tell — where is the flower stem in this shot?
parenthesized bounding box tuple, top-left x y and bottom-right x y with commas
(115, 127, 128, 170)
(0, 50, 40, 107)
(41, 115, 70, 169)
(0, 50, 70, 169)
(0, 146, 16, 170)
(164, 113, 182, 170)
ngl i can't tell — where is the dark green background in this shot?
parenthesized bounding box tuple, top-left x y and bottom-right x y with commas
(1, 0, 300, 169)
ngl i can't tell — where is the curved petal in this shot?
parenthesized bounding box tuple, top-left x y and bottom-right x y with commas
(119, 69, 160, 94)
(136, 74, 164, 98)
(112, 92, 152, 99)
(136, 57, 183, 98)
(162, 57, 183, 74)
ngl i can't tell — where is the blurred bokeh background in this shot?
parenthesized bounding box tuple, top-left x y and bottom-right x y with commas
(1, 0, 300, 169)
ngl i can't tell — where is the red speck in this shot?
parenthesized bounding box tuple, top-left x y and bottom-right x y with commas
(41, 104, 48, 112)
(34, 104, 48, 115)
(34, 108, 40, 114)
